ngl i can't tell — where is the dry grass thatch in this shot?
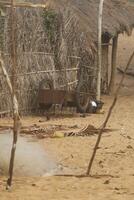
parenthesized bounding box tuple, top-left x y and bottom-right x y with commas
(0, 0, 133, 114)
(46, 0, 134, 49)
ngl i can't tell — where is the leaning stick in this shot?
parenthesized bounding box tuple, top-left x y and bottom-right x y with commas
(86, 50, 134, 175)
(2, 0, 21, 189)
(0, 53, 21, 189)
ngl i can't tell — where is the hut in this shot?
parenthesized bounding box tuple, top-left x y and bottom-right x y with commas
(45, 0, 134, 93)
(0, 0, 134, 114)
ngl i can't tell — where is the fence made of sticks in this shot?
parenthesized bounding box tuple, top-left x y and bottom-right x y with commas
(0, 2, 96, 116)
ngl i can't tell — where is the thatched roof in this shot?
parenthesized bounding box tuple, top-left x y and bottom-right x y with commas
(1, 0, 134, 52)
(45, 0, 134, 51)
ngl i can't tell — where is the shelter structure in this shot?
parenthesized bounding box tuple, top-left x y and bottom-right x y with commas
(0, 0, 134, 114)
(46, 0, 134, 92)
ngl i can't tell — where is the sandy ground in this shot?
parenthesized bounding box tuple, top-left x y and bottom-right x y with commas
(0, 32, 134, 199)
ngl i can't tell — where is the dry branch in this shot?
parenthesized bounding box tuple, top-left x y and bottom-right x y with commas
(86, 50, 134, 175)
(117, 67, 134, 77)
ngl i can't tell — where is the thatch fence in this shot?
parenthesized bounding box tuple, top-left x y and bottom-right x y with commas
(0, 0, 134, 115)
(0, 2, 96, 115)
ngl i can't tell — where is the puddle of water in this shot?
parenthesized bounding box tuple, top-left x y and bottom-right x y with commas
(0, 131, 59, 176)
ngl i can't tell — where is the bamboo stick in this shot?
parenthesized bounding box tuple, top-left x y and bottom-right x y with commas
(86, 50, 134, 176)
(0, 68, 79, 77)
(2, 52, 81, 59)
(0, 1, 46, 8)
(3, 52, 54, 56)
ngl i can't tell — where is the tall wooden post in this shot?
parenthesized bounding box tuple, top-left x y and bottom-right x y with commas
(109, 36, 118, 94)
(6, 0, 21, 190)
(96, 0, 104, 101)
(101, 42, 109, 94)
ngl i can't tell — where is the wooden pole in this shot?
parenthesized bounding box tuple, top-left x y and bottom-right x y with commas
(96, 0, 104, 101)
(101, 43, 109, 93)
(6, 0, 21, 190)
(0, 53, 21, 189)
(109, 36, 118, 94)
(86, 50, 134, 176)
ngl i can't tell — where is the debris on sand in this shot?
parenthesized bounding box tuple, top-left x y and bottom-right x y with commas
(64, 124, 115, 137)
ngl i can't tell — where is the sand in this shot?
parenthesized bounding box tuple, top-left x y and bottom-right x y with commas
(0, 32, 134, 199)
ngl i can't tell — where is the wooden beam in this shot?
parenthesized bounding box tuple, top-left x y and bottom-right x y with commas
(109, 36, 118, 94)
(0, 1, 46, 8)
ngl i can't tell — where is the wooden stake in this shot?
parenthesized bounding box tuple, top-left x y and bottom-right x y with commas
(109, 36, 118, 94)
(5, 0, 21, 190)
(0, 53, 21, 189)
(96, 0, 104, 101)
(86, 50, 134, 176)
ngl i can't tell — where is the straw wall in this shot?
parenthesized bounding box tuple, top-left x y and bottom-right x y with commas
(0, 6, 96, 115)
